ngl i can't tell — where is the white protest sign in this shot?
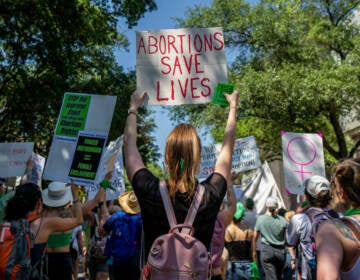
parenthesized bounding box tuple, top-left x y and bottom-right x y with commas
(43, 93, 116, 183)
(136, 27, 227, 106)
(282, 131, 325, 195)
(0, 142, 34, 177)
(198, 136, 261, 178)
(232, 136, 261, 172)
(31, 153, 45, 186)
(87, 136, 125, 201)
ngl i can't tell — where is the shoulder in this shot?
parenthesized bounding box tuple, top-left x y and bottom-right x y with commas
(201, 172, 227, 198)
(290, 213, 308, 225)
(203, 172, 226, 188)
(131, 168, 159, 196)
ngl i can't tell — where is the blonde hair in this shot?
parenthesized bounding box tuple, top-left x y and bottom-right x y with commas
(284, 210, 295, 222)
(165, 124, 201, 198)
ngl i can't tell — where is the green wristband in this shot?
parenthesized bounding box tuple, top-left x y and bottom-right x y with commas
(100, 180, 113, 190)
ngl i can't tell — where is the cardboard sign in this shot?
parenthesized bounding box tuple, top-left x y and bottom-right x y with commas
(136, 27, 228, 106)
(198, 136, 261, 178)
(43, 93, 116, 183)
(282, 131, 325, 195)
(0, 142, 34, 177)
(69, 131, 106, 185)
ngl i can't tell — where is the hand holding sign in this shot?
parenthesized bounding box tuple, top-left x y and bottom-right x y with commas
(129, 91, 148, 111)
(224, 90, 239, 109)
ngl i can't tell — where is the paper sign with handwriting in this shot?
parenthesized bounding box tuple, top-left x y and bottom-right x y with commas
(0, 142, 34, 177)
(282, 131, 325, 195)
(136, 27, 227, 106)
(198, 136, 261, 178)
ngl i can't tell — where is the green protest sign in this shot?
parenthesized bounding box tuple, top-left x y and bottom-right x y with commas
(55, 93, 91, 137)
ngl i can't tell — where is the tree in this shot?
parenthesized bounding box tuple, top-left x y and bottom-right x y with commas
(172, 0, 360, 165)
(0, 0, 159, 163)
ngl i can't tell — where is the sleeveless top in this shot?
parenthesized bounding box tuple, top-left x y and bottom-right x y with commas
(211, 216, 226, 268)
(31, 242, 47, 266)
(225, 225, 252, 261)
(48, 232, 72, 248)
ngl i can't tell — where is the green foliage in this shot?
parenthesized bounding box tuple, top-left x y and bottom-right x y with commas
(172, 0, 360, 162)
(0, 0, 159, 164)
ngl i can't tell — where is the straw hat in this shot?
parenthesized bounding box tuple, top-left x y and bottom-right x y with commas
(42, 181, 72, 207)
(118, 191, 140, 215)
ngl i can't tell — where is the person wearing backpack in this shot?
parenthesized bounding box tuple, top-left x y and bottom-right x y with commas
(123, 90, 239, 279)
(316, 159, 360, 280)
(0, 183, 42, 280)
(286, 175, 339, 280)
(0, 180, 83, 280)
(103, 190, 142, 280)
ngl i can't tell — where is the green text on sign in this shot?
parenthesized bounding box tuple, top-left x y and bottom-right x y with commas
(55, 94, 91, 137)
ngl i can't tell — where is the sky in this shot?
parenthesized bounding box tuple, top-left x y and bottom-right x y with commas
(115, 0, 217, 165)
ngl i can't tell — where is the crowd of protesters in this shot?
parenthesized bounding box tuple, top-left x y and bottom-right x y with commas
(1, 90, 360, 280)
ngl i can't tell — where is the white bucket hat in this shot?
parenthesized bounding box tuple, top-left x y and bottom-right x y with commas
(42, 181, 72, 207)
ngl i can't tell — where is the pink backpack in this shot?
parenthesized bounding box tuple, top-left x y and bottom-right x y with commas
(141, 181, 211, 279)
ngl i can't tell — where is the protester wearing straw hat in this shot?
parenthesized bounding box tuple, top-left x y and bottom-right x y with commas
(103, 190, 142, 280)
(118, 190, 141, 214)
(42, 181, 83, 280)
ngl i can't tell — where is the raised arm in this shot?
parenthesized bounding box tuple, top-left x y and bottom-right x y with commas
(218, 175, 237, 227)
(82, 187, 105, 216)
(214, 91, 239, 182)
(82, 171, 113, 216)
(20, 155, 35, 184)
(124, 91, 148, 182)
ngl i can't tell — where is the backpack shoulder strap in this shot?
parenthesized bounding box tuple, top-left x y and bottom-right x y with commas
(305, 207, 330, 234)
(184, 184, 205, 227)
(159, 181, 178, 230)
(158, 181, 205, 234)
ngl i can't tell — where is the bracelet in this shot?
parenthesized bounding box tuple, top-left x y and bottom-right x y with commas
(127, 109, 138, 116)
(230, 106, 237, 110)
(72, 199, 79, 204)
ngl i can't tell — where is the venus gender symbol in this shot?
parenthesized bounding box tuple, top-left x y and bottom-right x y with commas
(286, 136, 317, 183)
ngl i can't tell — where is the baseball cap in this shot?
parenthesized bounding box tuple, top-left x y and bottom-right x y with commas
(304, 175, 331, 198)
(265, 196, 278, 209)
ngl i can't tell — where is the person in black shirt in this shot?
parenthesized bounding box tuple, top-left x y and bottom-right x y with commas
(123, 90, 239, 259)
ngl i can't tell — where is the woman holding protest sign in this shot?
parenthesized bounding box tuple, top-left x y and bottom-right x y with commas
(123, 89, 239, 271)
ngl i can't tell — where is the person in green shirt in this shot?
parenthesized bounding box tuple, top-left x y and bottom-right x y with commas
(252, 197, 288, 280)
